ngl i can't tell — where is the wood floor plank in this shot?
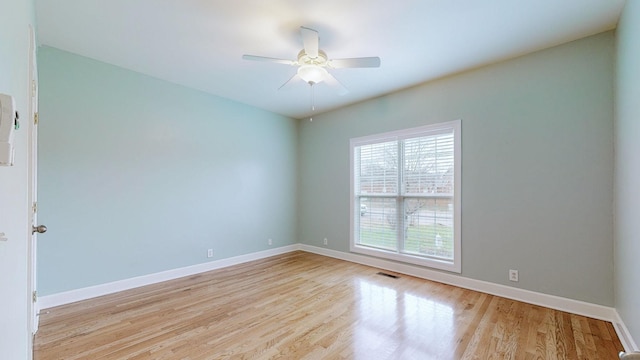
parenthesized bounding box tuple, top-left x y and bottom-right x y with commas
(34, 252, 624, 359)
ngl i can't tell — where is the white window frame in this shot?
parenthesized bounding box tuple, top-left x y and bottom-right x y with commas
(349, 120, 461, 273)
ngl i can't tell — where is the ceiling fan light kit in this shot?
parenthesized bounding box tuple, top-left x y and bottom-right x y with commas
(297, 65, 327, 84)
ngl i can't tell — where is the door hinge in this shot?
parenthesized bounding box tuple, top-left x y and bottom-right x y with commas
(32, 202, 37, 214)
(32, 291, 37, 303)
(34, 112, 38, 125)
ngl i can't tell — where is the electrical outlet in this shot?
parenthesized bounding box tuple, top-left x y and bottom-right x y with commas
(509, 269, 519, 282)
(268, 238, 272, 246)
(207, 249, 214, 258)
(323, 238, 328, 246)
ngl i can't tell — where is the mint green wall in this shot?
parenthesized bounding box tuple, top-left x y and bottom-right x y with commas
(298, 32, 615, 306)
(37, 47, 298, 295)
(0, 0, 35, 358)
(615, 0, 640, 347)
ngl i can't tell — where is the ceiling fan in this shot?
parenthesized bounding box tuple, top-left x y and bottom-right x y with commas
(242, 26, 381, 95)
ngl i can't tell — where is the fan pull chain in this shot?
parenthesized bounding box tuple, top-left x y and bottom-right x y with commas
(309, 82, 315, 122)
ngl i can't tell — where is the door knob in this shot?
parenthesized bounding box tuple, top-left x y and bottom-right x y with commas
(32, 225, 47, 234)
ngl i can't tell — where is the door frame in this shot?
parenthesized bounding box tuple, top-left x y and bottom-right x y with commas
(27, 23, 39, 337)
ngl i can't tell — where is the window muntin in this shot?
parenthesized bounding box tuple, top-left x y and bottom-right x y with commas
(350, 121, 461, 272)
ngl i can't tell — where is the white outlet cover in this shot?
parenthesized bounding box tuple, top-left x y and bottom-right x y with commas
(509, 269, 519, 282)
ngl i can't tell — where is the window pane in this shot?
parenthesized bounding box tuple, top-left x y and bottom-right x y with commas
(402, 198, 453, 259)
(403, 133, 454, 195)
(356, 141, 398, 195)
(357, 197, 398, 251)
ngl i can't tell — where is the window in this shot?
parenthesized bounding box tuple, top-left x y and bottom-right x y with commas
(350, 120, 461, 272)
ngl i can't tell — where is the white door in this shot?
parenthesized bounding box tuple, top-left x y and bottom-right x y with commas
(27, 24, 43, 335)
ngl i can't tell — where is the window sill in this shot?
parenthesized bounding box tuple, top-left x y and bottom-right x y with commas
(350, 243, 461, 273)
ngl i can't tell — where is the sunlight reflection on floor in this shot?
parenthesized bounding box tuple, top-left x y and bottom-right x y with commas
(354, 277, 454, 360)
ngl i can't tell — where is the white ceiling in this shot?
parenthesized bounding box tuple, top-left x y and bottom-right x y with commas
(35, 0, 625, 119)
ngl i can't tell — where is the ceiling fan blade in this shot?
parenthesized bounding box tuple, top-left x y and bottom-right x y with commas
(329, 57, 381, 69)
(278, 73, 302, 91)
(322, 71, 349, 96)
(242, 55, 295, 66)
(300, 26, 319, 59)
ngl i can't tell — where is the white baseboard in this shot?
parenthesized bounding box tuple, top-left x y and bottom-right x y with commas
(613, 311, 639, 352)
(39, 243, 636, 351)
(38, 245, 299, 310)
(298, 244, 618, 322)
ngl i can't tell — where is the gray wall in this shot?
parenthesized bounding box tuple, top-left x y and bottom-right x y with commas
(37, 47, 298, 295)
(298, 32, 615, 306)
(615, 0, 640, 347)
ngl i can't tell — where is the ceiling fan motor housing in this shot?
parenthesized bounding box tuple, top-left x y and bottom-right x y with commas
(297, 49, 328, 67)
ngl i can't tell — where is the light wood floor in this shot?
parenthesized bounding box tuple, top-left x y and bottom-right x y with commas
(34, 251, 623, 359)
